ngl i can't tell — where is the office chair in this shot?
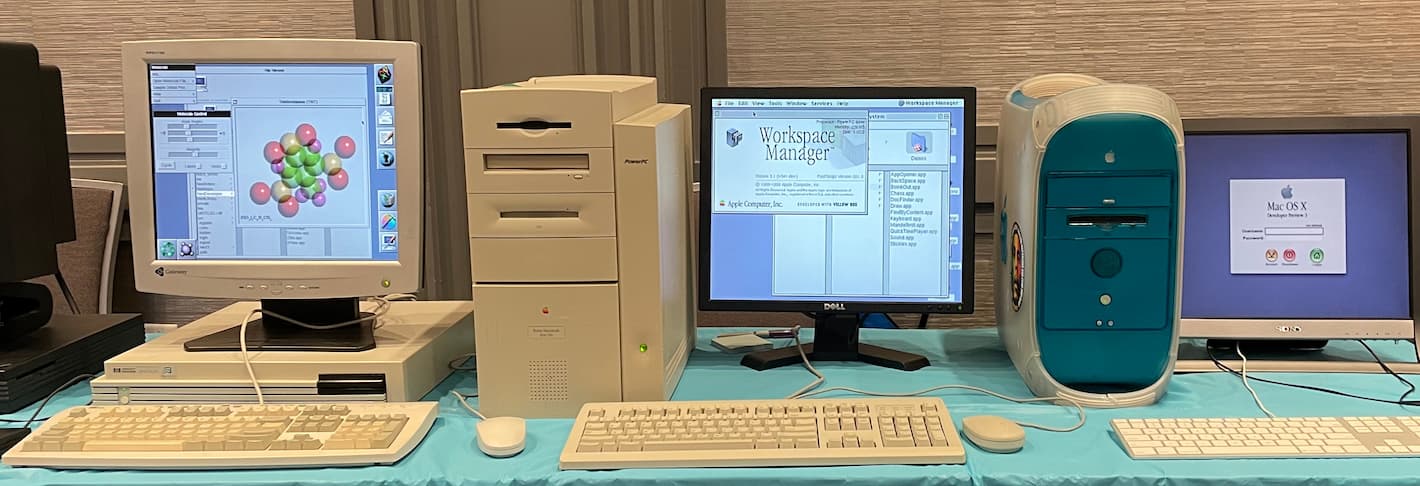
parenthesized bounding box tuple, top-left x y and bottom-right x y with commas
(33, 179, 126, 314)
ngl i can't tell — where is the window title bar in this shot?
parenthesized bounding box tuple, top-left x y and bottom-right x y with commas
(712, 98, 964, 108)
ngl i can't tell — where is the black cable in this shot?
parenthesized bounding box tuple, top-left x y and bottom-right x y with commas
(1356, 340, 1418, 404)
(1207, 348, 1420, 407)
(23, 373, 94, 428)
(53, 270, 79, 314)
(917, 314, 930, 329)
(0, 417, 51, 424)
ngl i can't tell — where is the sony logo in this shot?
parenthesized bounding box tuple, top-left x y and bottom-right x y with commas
(1275, 325, 1303, 333)
(823, 303, 846, 311)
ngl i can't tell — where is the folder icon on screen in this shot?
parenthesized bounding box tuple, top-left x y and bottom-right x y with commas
(909, 132, 929, 154)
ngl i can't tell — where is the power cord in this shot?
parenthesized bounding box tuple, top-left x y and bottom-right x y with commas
(1207, 344, 1420, 407)
(451, 390, 485, 420)
(1357, 340, 1418, 403)
(239, 296, 399, 405)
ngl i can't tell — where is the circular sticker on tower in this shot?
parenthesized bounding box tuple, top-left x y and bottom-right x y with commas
(1011, 223, 1024, 311)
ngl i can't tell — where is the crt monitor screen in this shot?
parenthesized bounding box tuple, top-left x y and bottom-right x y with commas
(1182, 131, 1411, 320)
(704, 97, 969, 305)
(147, 62, 399, 261)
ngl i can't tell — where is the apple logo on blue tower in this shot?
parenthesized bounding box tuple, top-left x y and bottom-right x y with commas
(1281, 185, 1293, 199)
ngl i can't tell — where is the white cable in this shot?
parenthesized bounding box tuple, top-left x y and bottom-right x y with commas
(1236, 342, 1276, 418)
(451, 390, 486, 420)
(237, 297, 396, 405)
(794, 384, 1087, 433)
(785, 326, 824, 399)
(238, 308, 264, 405)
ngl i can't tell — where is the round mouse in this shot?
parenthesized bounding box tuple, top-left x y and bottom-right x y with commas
(475, 416, 526, 458)
(961, 415, 1026, 453)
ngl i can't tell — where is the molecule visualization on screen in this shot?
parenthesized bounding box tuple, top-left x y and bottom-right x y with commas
(249, 123, 356, 218)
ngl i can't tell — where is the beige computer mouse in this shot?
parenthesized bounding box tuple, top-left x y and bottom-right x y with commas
(476, 416, 527, 458)
(961, 415, 1026, 453)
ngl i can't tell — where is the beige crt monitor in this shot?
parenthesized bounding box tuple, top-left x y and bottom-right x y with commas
(122, 39, 422, 300)
(122, 39, 425, 353)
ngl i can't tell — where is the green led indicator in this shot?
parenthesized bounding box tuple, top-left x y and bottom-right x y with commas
(639, 344, 648, 353)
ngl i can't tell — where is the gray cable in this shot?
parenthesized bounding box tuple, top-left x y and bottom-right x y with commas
(448, 353, 477, 371)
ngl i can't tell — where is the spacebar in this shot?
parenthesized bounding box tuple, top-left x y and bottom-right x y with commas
(1198, 446, 1301, 455)
(643, 440, 755, 451)
(83, 440, 186, 452)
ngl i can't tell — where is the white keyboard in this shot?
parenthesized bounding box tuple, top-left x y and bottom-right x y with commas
(559, 397, 964, 470)
(2, 402, 438, 469)
(1114, 416, 1420, 459)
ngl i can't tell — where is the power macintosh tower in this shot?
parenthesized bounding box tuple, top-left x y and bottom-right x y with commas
(461, 75, 695, 418)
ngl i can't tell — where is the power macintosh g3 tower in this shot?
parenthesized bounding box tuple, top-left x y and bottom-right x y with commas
(462, 76, 695, 418)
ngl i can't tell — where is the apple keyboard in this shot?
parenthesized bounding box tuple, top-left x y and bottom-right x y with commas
(1113, 416, 1420, 459)
(559, 397, 964, 470)
(2, 402, 437, 469)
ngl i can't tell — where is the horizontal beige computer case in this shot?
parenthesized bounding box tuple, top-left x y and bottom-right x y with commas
(90, 301, 473, 404)
(462, 75, 695, 418)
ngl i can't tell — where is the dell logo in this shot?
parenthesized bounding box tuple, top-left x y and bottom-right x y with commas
(823, 303, 846, 311)
(154, 267, 165, 277)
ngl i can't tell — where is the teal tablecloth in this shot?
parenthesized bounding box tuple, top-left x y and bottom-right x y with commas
(3, 328, 1420, 485)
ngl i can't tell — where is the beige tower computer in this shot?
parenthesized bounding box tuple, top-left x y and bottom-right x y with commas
(461, 75, 695, 418)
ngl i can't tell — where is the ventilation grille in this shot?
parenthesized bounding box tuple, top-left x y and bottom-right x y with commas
(528, 359, 570, 401)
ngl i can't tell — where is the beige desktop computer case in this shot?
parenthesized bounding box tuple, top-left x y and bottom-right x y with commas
(462, 76, 695, 418)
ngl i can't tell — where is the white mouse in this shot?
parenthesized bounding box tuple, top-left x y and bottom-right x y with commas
(961, 415, 1026, 453)
(475, 416, 526, 458)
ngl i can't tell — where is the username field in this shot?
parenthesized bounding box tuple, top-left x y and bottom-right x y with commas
(1264, 226, 1324, 236)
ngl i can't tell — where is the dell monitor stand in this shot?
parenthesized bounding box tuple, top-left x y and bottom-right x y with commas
(183, 297, 375, 352)
(740, 313, 930, 371)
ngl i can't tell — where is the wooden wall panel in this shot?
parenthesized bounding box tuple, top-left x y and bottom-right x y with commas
(0, 0, 355, 133)
(726, 0, 1420, 122)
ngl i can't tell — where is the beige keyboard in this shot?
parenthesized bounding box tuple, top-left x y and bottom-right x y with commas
(2, 402, 438, 469)
(1114, 416, 1420, 459)
(559, 397, 964, 470)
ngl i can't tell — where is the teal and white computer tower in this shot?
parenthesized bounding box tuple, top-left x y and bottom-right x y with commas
(995, 74, 1184, 408)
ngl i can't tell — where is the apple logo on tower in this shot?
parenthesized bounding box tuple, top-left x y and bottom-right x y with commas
(1281, 185, 1294, 199)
